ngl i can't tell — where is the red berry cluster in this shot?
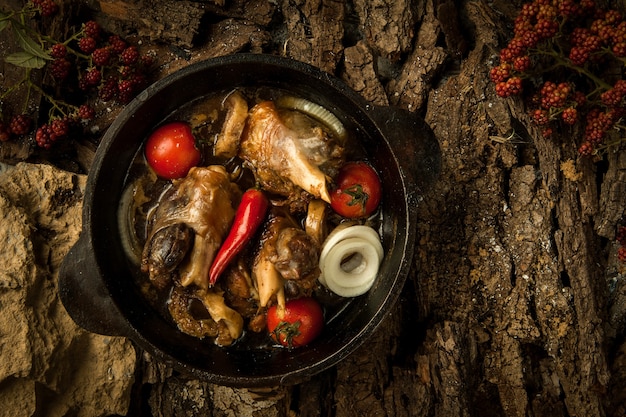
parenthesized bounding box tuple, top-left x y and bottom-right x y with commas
(490, 0, 626, 156)
(617, 226, 626, 263)
(0, 115, 32, 143)
(59, 20, 152, 106)
(31, 0, 58, 17)
(1, 10, 154, 151)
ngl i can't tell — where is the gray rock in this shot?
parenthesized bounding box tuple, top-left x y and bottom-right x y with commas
(0, 163, 136, 417)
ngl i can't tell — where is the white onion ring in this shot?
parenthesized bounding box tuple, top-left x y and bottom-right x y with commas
(320, 225, 384, 265)
(318, 224, 384, 296)
(323, 237, 380, 284)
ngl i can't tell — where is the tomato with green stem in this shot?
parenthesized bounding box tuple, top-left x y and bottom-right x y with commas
(330, 161, 382, 218)
(267, 297, 324, 348)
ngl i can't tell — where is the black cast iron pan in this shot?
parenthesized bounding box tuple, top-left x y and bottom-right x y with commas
(58, 53, 440, 387)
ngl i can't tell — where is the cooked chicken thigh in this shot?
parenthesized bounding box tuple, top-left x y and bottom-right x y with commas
(239, 101, 345, 203)
(141, 165, 241, 290)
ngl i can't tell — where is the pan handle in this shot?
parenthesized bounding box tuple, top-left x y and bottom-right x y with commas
(58, 233, 131, 337)
(368, 105, 441, 196)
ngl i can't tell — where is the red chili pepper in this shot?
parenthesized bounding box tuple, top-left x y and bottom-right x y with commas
(209, 188, 269, 285)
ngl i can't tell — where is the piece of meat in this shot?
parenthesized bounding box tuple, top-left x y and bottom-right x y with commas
(141, 222, 193, 289)
(252, 208, 321, 307)
(272, 227, 320, 283)
(239, 101, 345, 203)
(213, 90, 248, 158)
(199, 289, 244, 346)
(168, 286, 244, 346)
(141, 166, 241, 290)
(168, 286, 219, 339)
(222, 260, 259, 319)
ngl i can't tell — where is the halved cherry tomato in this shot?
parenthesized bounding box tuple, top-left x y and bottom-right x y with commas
(267, 297, 324, 348)
(330, 161, 381, 218)
(144, 121, 201, 179)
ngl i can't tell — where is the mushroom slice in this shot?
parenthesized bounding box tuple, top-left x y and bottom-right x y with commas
(213, 90, 249, 159)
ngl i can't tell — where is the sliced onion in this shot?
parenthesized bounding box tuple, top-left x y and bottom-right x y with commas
(276, 96, 346, 141)
(318, 224, 384, 296)
(320, 224, 384, 265)
(117, 181, 143, 265)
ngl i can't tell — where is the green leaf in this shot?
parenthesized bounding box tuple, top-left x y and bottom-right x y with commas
(5, 51, 46, 68)
(11, 24, 51, 60)
(0, 12, 10, 33)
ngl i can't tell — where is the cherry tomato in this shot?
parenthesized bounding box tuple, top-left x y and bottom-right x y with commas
(330, 161, 382, 218)
(144, 121, 201, 179)
(267, 297, 324, 348)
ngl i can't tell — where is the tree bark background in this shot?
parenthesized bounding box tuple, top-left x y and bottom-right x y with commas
(1, 0, 625, 416)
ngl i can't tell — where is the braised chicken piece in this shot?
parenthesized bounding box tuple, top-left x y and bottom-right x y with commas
(141, 166, 241, 290)
(252, 207, 321, 308)
(141, 223, 193, 290)
(239, 101, 345, 203)
(222, 260, 267, 333)
(168, 285, 244, 346)
(213, 90, 248, 158)
(168, 286, 219, 339)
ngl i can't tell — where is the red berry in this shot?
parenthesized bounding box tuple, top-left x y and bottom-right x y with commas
(82, 67, 102, 87)
(50, 43, 67, 59)
(561, 107, 578, 125)
(0, 123, 10, 142)
(78, 37, 97, 54)
(513, 55, 531, 72)
(505, 76, 523, 95)
(521, 30, 540, 48)
(120, 46, 139, 65)
(558, 0, 580, 17)
(77, 104, 96, 120)
(520, 3, 538, 19)
(600, 88, 622, 106)
(51, 118, 69, 137)
(35, 124, 55, 149)
(578, 141, 594, 156)
(83, 21, 101, 40)
(92, 47, 112, 66)
(535, 18, 559, 39)
(489, 63, 510, 83)
(9, 114, 32, 135)
(117, 79, 136, 103)
(612, 42, 626, 57)
(49, 58, 71, 80)
(604, 10, 622, 25)
(569, 46, 590, 65)
(108, 35, 127, 53)
(99, 77, 118, 102)
(39, 0, 58, 17)
(532, 109, 550, 125)
(615, 80, 626, 95)
(495, 81, 510, 98)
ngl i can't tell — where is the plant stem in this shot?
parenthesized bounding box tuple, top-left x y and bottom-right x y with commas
(531, 47, 613, 90)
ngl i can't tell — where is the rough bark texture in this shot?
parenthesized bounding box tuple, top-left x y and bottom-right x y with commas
(1, 0, 625, 416)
